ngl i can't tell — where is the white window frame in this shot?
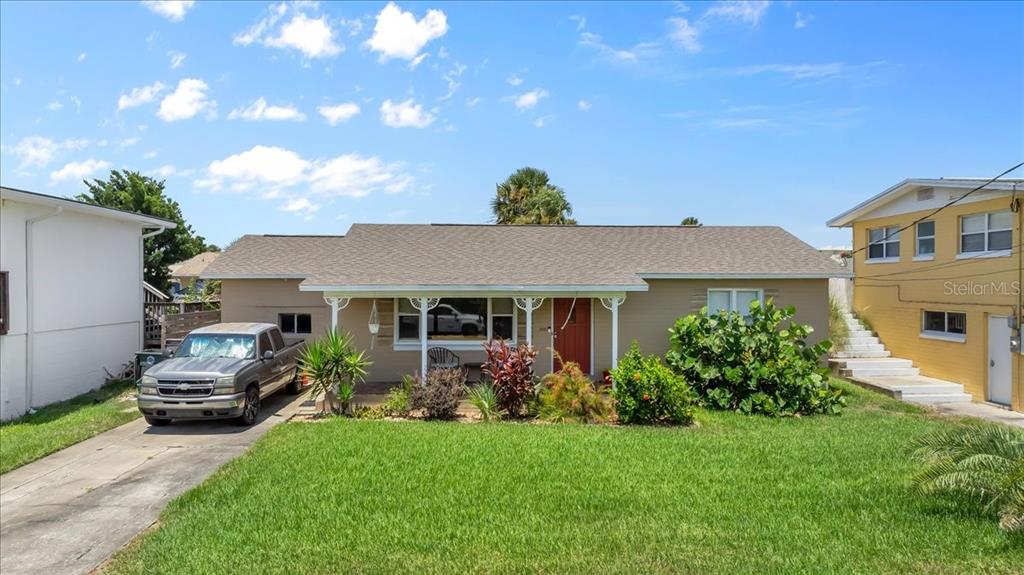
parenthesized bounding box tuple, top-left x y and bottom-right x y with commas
(707, 288, 764, 317)
(866, 225, 901, 263)
(278, 312, 312, 335)
(914, 220, 935, 261)
(920, 310, 967, 343)
(394, 297, 518, 350)
(957, 210, 1012, 259)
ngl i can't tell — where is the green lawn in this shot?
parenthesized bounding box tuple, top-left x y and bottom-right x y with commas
(0, 379, 140, 474)
(105, 382, 1022, 574)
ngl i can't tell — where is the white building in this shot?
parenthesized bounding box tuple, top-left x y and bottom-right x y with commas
(0, 187, 175, 420)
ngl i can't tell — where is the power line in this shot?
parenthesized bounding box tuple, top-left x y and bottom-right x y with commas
(856, 267, 1019, 282)
(857, 241, 1024, 280)
(847, 162, 1024, 259)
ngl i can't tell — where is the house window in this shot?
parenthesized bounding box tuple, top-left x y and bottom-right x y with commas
(867, 226, 900, 260)
(396, 298, 517, 344)
(0, 271, 8, 336)
(707, 289, 763, 317)
(916, 221, 935, 257)
(960, 211, 1012, 254)
(921, 311, 966, 341)
(279, 313, 312, 334)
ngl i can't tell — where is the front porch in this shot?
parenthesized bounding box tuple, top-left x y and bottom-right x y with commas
(305, 290, 634, 382)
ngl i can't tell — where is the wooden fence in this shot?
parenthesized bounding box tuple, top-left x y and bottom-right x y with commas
(161, 309, 221, 349)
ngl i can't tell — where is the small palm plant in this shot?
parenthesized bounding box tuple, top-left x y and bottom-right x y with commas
(466, 382, 504, 422)
(300, 331, 370, 416)
(910, 423, 1024, 533)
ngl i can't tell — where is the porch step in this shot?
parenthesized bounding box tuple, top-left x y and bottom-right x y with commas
(848, 375, 973, 404)
(846, 335, 880, 345)
(829, 358, 914, 370)
(831, 350, 891, 359)
(904, 393, 975, 404)
(840, 366, 921, 377)
(843, 343, 887, 352)
(847, 329, 874, 338)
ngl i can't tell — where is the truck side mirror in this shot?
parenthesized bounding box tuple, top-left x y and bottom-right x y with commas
(262, 350, 275, 361)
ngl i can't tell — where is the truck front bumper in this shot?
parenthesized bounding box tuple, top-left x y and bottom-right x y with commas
(138, 392, 246, 420)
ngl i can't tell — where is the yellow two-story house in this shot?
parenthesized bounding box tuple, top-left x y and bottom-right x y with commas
(829, 178, 1023, 413)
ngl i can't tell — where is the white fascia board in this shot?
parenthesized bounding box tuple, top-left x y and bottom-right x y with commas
(201, 273, 309, 280)
(1, 186, 177, 229)
(638, 272, 851, 279)
(827, 178, 1020, 228)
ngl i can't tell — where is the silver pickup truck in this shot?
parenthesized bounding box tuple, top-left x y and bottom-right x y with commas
(138, 323, 305, 426)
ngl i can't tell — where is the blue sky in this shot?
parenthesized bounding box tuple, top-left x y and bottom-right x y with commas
(1, 1, 1021, 249)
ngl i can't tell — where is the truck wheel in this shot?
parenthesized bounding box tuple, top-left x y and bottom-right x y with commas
(236, 386, 260, 426)
(145, 416, 171, 426)
(286, 369, 302, 394)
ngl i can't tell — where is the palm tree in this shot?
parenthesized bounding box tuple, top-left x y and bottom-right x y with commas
(300, 330, 371, 415)
(910, 423, 1024, 533)
(492, 167, 576, 225)
(680, 217, 701, 226)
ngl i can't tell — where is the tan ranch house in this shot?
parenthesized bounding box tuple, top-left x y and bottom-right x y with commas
(201, 224, 846, 382)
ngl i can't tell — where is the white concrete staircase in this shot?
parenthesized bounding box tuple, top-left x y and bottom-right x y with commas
(830, 311, 973, 404)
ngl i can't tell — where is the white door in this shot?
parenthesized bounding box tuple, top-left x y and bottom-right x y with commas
(987, 316, 1012, 405)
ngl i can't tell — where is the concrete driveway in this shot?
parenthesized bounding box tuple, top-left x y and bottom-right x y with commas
(0, 392, 308, 575)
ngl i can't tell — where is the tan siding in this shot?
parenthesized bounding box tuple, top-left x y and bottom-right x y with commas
(851, 196, 1021, 410)
(593, 279, 829, 375)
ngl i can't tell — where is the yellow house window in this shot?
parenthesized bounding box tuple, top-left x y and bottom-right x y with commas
(867, 226, 900, 261)
(960, 211, 1012, 254)
(915, 221, 935, 258)
(921, 310, 966, 342)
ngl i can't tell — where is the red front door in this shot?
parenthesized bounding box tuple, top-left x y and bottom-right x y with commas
(553, 298, 591, 374)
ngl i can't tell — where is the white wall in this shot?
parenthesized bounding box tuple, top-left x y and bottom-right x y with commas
(0, 198, 144, 420)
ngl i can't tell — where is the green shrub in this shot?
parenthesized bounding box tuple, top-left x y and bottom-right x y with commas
(666, 299, 843, 417)
(481, 340, 537, 417)
(537, 360, 613, 423)
(466, 383, 504, 422)
(609, 343, 695, 425)
(356, 376, 414, 420)
(911, 423, 1024, 534)
(411, 368, 465, 420)
(300, 330, 371, 416)
(828, 296, 849, 352)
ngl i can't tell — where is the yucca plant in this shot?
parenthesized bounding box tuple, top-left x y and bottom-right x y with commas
(300, 330, 371, 416)
(466, 382, 504, 422)
(910, 423, 1024, 533)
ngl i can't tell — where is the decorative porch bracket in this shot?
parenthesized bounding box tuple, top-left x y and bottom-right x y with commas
(323, 296, 352, 334)
(514, 297, 545, 346)
(409, 298, 440, 381)
(600, 297, 627, 380)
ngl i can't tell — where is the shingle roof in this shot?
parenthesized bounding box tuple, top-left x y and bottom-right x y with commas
(204, 225, 847, 289)
(169, 251, 220, 278)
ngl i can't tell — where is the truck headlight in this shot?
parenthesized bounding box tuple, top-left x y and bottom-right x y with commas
(139, 375, 158, 394)
(214, 376, 235, 392)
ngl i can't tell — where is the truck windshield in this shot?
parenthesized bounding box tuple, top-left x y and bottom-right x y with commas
(175, 334, 256, 359)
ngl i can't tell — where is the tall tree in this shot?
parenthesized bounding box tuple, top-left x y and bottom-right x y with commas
(491, 167, 576, 225)
(76, 170, 215, 290)
(680, 217, 701, 226)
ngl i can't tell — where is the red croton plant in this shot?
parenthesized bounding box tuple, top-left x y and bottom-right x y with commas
(481, 339, 537, 416)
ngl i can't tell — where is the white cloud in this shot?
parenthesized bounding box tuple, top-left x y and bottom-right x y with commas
(533, 115, 552, 128)
(513, 88, 548, 110)
(465, 96, 481, 108)
(169, 51, 187, 69)
(235, 4, 341, 59)
(577, 99, 592, 111)
(267, 13, 341, 58)
(157, 78, 215, 121)
(365, 2, 448, 62)
(77, 52, 87, 62)
(13, 77, 22, 86)
(731, 62, 845, 79)
(120, 137, 141, 148)
(409, 53, 428, 69)
(49, 158, 110, 183)
(143, 150, 158, 159)
(2, 136, 89, 168)
(279, 197, 319, 218)
(339, 17, 363, 37)
(153, 164, 177, 177)
(317, 102, 361, 125)
(568, 15, 586, 32)
(228, 97, 306, 121)
(703, 1, 771, 26)
(117, 81, 166, 111)
(794, 11, 813, 29)
(141, 0, 195, 22)
(667, 17, 702, 53)
(579, 31, 660, 64)
(711, 118, 779, 129)
(47, 100, 63, 111)
(198, 145, 413, 200)
(380, 98, 435, 128)
(506, 74, 523, 86)
(439, 62, 466, 101)
(70, 96, 82, 111)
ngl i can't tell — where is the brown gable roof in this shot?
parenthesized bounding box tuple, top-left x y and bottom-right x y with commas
(204, 225, 847, 289)
(169, 251, 221, 279)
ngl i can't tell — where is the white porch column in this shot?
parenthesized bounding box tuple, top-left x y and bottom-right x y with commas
(323, 296, 351, 333)
(409, 297, 439, 380)
(600, 297, 627, 381)
(514, 297, 545, 346)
